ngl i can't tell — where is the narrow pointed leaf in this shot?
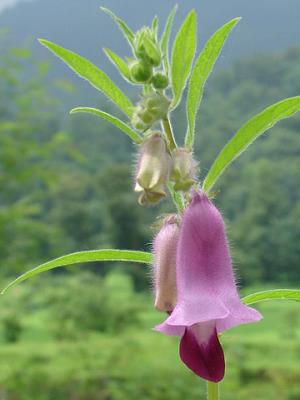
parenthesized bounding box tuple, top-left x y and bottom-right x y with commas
(171, 10, 197, 109)
(39, 39, 133, 117)
(1, 250, 153, 294)
(152, 15, 158, 38)
(70, 107, 142, 143)
(143, 36, 160, 63)
(100, 7, 134, 46)
(160, 5, 178, 74)
(203, 96, 300, 192)
(185, 17, 240, 148)
(242, 289, 300, 305)
(103, 48, 131, 81)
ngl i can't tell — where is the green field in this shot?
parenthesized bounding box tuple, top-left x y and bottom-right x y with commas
(1, 275, 300, 400)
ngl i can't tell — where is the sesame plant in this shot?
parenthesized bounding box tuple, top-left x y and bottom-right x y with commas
(2, 5, 300, 399)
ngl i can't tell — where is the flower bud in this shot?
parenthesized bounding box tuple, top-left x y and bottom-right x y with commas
(130, 60, 153, 83)
(131, 92, 170, 131)
(131, 115, 148, 131)
(170, 148, 197, 191)
(137, 109, 153, 125)
(134, 28, 151, 58)
(152, 215, 179, 312)
(142, 36, 161, 67)
(151, 73, 169, 89)
(135, 132, 170, 205)
(134, 27, 161, 67)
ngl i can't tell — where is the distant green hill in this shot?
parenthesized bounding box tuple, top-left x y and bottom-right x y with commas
(196, 46, 300, 284)
(1, 0, 300, 81)
(0, 24, 300, 284)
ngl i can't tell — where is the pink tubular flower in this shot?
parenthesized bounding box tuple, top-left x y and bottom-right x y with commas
(156, 191, 262, 382)
(152, 215, 179, 312)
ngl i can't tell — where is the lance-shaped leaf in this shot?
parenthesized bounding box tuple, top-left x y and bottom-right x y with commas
(242, 289, 300, 305)
(1, 250, 153, 294)
(171, 10, 197, 109)
(185, 17, 241, 148)
(70, 107, 142, 143)
(39, 39, 133, 117)
(152, 15, 158, 38)
(100, 7, 134, 47)
(203, 96, 300, 192)
(160, 5, 177, 73)
(103, 48, 131, 81)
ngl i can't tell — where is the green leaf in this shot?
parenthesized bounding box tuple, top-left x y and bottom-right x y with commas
(100, 7, 134, 47)
(160, 5, 178, 74)
(152, 15, 158, 38)
(242, 289, 300, 305)
(39, 39, 133, 117)
(70, 107, 142, 144)
(103, 48, 131, 81)
(203, 96, 300, 192)
(171, 10, 197, 109)
(185, 17, 241, 148)
(1, 250, 153, 294)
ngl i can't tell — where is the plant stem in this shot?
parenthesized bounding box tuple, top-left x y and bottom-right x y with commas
(167, 183, 185, 213)
(162, 116, 177, 151)
(207, 382, 219, 400)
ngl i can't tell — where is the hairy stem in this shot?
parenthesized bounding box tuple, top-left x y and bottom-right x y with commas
(167, 183, 185, 213)
(207, 382, 219, 400)
(162, 116, 177, 151)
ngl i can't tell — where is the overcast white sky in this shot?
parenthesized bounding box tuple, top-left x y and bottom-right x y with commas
(0, 0, 33, 14)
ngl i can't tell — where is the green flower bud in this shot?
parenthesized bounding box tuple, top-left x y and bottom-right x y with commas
(135, 132, 170, 205)
(130, 60, 153, 83)
(151, 73, 169, 89)
(134, 27, 161, 67)
(131, 114, 147, 131)
(131, 93, 170, 131)
(134, 28, 150, 59)
(144, 92, 170, 111)
(170, 148, 198, 191)
(143, 36, 161, 67)
(137, 109, 154, 125)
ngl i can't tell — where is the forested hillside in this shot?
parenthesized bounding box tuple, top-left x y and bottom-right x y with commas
(1, 34, 300, 399)
(1, 38, 299, 285)
(1, 0, 300, 83)
(197, 47, 300, 283)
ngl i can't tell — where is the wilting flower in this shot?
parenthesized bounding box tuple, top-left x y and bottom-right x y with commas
(156, 191, 262, 382)
(152, 215, 179, 312)
(135, 132, 170, 205)
(170, 148, 197, 191)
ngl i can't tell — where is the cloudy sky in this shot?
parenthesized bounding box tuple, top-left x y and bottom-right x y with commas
(0, 0, 33, 14)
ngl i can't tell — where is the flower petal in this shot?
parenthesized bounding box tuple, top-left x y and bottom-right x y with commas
(162, 191, 262, 332)
(180, 321, 225, 382)
(153, 216, 179, 312)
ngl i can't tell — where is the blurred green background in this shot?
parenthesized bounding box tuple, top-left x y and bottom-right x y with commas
(0, 1, 300, 399)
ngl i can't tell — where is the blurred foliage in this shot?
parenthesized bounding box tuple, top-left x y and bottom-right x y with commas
(1, 274, 300, 399)
(1, 34, 300, 399)
(194, 47, 300, 285)
(0, 37, 154, 280)
(42, 271, 143, 339)
(1, 39, 300, 284)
